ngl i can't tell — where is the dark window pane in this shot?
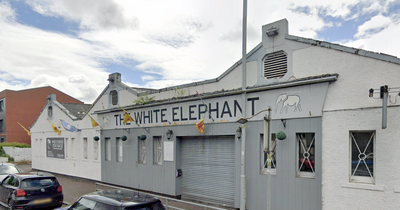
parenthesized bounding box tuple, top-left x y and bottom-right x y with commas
(110, 90, 118, 105)
(351, 132, 374, 177)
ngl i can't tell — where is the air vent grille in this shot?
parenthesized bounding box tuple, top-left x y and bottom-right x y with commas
(263, 51, 287, 79)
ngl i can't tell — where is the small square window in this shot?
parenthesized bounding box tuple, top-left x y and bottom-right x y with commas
(350, 131, 374, 183)
(297, 133, 315, 178)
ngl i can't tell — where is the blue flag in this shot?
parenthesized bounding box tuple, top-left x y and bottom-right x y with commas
(60, 119, 81, 132)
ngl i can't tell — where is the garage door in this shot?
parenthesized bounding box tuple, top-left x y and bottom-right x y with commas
(181, 136, 235, 207)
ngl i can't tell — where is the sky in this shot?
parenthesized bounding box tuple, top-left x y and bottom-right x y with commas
(1, 0, 400, 104)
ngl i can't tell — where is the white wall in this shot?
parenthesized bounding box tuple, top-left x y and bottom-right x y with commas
(3, 147, 31, 162)
(293, 46, 400, 209)
(31, 102, 101, 181)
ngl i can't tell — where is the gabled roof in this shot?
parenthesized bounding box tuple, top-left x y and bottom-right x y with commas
(60, 103, 92, 120)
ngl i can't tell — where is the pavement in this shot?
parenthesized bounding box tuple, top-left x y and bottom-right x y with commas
(7, 164, 234, 210)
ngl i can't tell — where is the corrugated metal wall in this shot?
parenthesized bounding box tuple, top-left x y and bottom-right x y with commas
(245, 117, 322, 210)
(181, 136, 235, 206)
(101, 123, 240, 200)
(100, 118, 321, 209)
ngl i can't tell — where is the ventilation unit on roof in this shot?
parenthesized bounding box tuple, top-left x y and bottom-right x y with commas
(263, 51, 287, 79)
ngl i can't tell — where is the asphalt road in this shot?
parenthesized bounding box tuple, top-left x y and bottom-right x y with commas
(0, 164, 233, 210)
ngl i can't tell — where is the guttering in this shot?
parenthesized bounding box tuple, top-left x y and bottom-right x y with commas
(93, 74, 338, 114)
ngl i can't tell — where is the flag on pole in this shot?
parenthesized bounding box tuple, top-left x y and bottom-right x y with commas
(82, 108, 100, 128)
(119, 105, 134, 125)
(196, 118, 205, 134)
(60, 119, 81, 132)
(48, 120, 61, 136)
(17, 122, 31, 136)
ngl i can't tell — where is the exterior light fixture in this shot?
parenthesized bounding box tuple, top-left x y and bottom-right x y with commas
(121, 135, 128, 141)
(166, 130, 173, 140)
(139, 134, 147, 140)
(369, 88, 374, 97)
(266, 27, 279, 37)
(236, 127, 242, 139)
(93, 136, 100, 141)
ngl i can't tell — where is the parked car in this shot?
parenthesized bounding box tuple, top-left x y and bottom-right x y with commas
(0, 163, 20, 181)
(0, 172, 63, 210)
(56, 189, 165, 210)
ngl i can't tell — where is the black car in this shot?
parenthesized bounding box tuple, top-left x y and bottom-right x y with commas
(56, 189, 165, 210)
(0, 172, 63, 210)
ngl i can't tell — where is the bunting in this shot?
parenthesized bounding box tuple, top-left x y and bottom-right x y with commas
(60, 119, 81, 132)
(48, 120, 61, 136)
(17, 122, 31, 136)
(119, 105, 134, 125)
(82, 108, 100, 128)
(196, 118, 205, 134)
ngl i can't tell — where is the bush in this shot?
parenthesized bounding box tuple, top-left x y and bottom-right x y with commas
(0, 142, 31, 148)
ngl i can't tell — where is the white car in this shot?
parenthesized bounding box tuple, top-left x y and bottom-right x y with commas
(0, 163, 20, 181)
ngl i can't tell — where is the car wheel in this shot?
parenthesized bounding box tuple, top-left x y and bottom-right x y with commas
(8, 199, 14, 210)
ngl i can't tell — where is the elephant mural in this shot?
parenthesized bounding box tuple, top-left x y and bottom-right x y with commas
(275, 93, 302, 114)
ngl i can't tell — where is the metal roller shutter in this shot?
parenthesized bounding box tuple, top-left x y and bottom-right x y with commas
(181, 136, 235, 207)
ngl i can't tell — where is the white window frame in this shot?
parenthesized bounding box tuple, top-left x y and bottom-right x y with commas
(105, 138, 111, 161)
(350, 131, 375, 184)
(153, 137, 162, 165)
(116, 138, 123, 162)
(138, 139, 146, 164)
(296, 133, 316, 178)
(260, 133, 277, 175)
(83, 138, 88, 160)
(65, 138, 69, 159)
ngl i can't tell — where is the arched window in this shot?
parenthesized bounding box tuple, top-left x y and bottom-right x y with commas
(48, 106, 53, 118)
(110, 90, 118, 106)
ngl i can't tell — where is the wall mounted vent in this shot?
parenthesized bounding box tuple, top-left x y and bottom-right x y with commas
(263, 51, 287, 79)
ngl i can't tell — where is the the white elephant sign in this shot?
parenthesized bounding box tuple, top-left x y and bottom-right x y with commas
(275, 93, 302, 114)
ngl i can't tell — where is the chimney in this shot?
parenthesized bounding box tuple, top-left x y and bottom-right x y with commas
(108, 72, 122, 88)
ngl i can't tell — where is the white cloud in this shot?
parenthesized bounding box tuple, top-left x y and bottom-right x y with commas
(354, 15, 392, 38)
(1, 0, 400, 105)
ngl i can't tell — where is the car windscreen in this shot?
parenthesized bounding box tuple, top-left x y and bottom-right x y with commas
(21, 178, 57, 188)
(124, 201, 165, 210)
(0, 165, 19, 175)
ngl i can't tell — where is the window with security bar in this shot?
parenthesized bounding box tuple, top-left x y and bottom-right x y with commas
(138, 139, 146, 164)
(297, 133, 315, 178)
(116, 137, 123, 162)
(350, 131, 374, 183)
(105, 138, 111, 161)
(261, 134, 277, 174)
(153, 137, 162, 165)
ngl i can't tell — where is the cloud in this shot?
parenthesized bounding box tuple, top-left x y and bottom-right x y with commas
(354, 15, 392, 38)
(25, 0, 139, 30)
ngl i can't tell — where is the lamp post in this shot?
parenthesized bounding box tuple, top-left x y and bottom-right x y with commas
(237, 118, 248, 210)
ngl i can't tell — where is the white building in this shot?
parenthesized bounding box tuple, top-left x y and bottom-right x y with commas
(31, 19, 400, 210)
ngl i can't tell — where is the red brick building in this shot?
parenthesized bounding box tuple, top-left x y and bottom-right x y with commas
(0, 86, 83, 145)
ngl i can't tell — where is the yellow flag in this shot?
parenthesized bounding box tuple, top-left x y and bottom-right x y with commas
(82, 108, 100, 128)
(119, 105, 134, 125)
(17, 122, 31, 136)
(48, 120, 61, 136)
(196, 118, 205, 134)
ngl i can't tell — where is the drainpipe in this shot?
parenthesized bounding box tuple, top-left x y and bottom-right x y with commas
(240, 1, 247, 210)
